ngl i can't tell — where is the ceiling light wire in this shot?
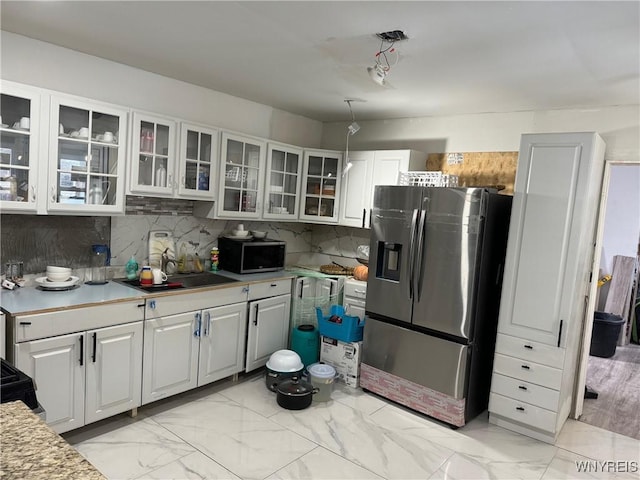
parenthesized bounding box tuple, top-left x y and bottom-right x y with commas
(343, 100, 360, 176)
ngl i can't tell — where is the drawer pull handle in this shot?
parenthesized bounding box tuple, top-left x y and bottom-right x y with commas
(521, 365, 530, 370)
(524, 344, 533, 349)
(137, 303, 145, 308)
(516, 406, 525, 412)
(19, 321, 32, 326)
(518, 385, 528, 391)
(270, 283, 277, 287)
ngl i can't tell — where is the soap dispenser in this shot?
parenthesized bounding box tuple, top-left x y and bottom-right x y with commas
(125, 256, 139, 280)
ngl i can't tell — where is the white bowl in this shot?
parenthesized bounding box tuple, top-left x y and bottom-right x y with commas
(47, 272, 71, 282)
(231, 229, 250, 237)
(252, 230, 266, 239)
(46, 265, 72, 274)
(266, 349, 304, 372)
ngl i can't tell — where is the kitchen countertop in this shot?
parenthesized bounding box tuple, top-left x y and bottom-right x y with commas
(0, 400, 105, 480)
(0, 270, 296, 316)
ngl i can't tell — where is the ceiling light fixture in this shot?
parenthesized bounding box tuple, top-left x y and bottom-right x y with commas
(367, 30, 407, 87)
(343, 99, 360, 176)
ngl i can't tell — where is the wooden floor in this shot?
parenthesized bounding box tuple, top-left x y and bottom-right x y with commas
(580, 344, 640, 440)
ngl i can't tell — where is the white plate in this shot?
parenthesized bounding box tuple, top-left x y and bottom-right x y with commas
(35, 275, 80, 288)
(225, 234, 253, 240)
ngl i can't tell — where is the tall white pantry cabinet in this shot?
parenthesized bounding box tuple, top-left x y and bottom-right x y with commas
(488, 132, 606, 443)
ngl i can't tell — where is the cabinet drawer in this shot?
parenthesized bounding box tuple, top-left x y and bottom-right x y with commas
(146, 286, 247, 319)
(489, 392, 557, 434)
(493, 353, 562, 390)
(495, 333, 564, 368)
(491, 373, 560, 411)
(248, 279, 292, 301)
(13, 301, 145, 342)
(344, 279, 367, 299)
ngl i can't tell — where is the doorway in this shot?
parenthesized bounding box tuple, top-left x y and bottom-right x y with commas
(573, 160, 640, 440)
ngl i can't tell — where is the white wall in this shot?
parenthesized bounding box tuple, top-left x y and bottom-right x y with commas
(321, 107, 639, 161)
(0, 32, 323, 147)
(600, 164, 640, 274)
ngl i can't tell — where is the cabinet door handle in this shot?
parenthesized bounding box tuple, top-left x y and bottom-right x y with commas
(516, 406, 525, 412)
(557, 319, 563, 347)
(521, 365, 530, 370)
(137, 303, 145, 308)
(329, 282, 334, 297)
(19, 321, 32, 326)
(362, 208, 366, 229)
(194, 312, 201, 337)
(253, 303, 259, 326)
(204, 311, 211, 336)
(369, 209, 372, 228)
(518, 385, 528, 391)
(523, 344, 533, 350)
(79, 335, 84, 366)
(92, 332, 97, 363)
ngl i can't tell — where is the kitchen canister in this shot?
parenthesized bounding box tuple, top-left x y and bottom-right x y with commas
(307, 363, 336, 402)
(290, 324, 319, 367)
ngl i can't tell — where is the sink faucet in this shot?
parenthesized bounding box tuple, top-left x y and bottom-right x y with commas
(161, 248, 177, 274)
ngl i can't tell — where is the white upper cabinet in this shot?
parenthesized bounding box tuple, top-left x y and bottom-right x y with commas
(216, 131, 266, 219)
(177, 122, 218, 200)
(0, 81, 42, 213)
(49, 96, 128, 215)
(299, 149, 343, 223)
(339, 150, 427, 228)
(263, 142, 303, 220)
(129, 111, 177, 197)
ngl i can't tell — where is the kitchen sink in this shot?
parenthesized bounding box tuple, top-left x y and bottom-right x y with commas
(115, 272, 239, 292)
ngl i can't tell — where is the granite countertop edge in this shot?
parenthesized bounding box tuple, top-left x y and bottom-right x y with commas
(0, 400, 105, 480)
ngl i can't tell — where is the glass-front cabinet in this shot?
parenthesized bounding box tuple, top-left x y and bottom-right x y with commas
(129, 112, 176, 197)
(177, 122, 218, 200)
(0, 82, 41, 213)
(48, 97, 128, 214)
(299, 149, 343, 223)
(217, 132, 266, 219)
(263, 142, 303, 220)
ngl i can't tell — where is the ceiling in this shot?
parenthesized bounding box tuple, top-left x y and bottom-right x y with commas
(1, 1, 638, 122)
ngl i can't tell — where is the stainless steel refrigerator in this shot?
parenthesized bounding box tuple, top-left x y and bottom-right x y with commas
(361, 186, 511, 427)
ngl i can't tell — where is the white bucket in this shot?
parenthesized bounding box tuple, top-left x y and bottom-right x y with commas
(308, 363, 336, 402)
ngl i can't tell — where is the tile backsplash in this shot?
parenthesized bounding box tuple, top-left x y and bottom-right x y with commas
(1, 212, 370, 278)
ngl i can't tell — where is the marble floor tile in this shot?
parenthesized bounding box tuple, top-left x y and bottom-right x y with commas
(266, 446, 384, 480)
(150, 392, 317, 480)
(371, 407, 555, 480)
(331, 384, 390, 415)
(66, 416, 196, 480)
(540, 447, 640, 480)
(218, 372, 283, 418)
(555, 419, 640, 464)
(270, 397, 454, 479)
(136, 451, 241, 480)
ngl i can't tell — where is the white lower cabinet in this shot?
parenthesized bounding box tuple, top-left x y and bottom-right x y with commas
(16, 321, 143, 434)
(246, 294, 291, 372)
(343, 278, 367, 320)
(142, 302, 246, 404)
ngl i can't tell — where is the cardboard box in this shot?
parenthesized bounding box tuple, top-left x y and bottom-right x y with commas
(319, 335, 362, 388)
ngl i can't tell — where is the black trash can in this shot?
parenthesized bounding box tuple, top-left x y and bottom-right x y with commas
(589, 312, 625, 358)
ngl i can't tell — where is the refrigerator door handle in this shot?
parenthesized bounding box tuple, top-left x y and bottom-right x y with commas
(415, 208, 427, 301)
(408, 208, 419, 300)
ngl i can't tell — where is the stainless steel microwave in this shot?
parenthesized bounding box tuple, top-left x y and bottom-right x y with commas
(218, 237, 286, 274)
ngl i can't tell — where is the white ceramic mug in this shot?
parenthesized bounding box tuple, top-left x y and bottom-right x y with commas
(102, 131, 114, 142)
(152, 268, 168, 284)
(19, 117, 30, 129)
(78, 127, 89, 138)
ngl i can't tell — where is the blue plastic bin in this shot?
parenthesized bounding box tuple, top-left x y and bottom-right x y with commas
(316, 305, 364, 342)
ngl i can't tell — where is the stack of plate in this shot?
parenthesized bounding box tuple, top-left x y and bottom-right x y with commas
(36, 266, 80, 290)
